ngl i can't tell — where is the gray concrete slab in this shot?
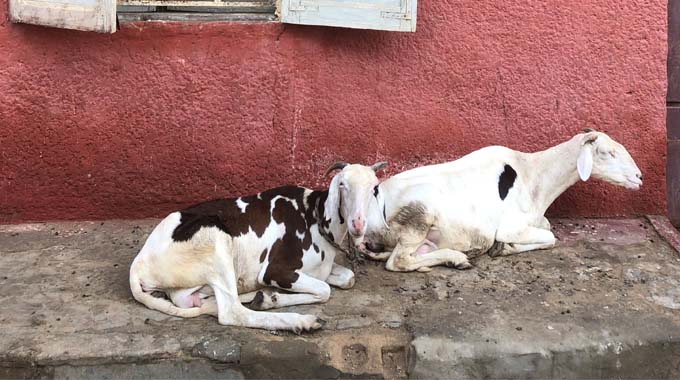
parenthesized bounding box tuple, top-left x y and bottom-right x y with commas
(0, 218, 679, 379)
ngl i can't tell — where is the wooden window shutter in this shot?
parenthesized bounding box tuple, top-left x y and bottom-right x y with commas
(9, 0, 116, 33)
(280, 0, 417, 32)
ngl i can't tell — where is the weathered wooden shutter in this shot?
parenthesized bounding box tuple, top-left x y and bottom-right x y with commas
(280, 0, 417, 32)
(9, 0, 116, 33)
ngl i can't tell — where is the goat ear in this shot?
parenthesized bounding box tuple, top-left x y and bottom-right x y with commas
(325, 174, 341, 220)
(577, 144, 593, 181)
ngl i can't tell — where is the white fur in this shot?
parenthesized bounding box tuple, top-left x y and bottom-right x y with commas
(364, 131, 642, 272)
(235, 198, 248, 213)
(130, 163, 384, 332)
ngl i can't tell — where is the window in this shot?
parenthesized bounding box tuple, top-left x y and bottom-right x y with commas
(9, 0, 416, 33)
(9, 0, 116, 33)
(117, 0, 276, 23)
(280, 0, 416, 32)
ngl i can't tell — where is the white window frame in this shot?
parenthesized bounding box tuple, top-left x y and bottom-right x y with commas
(9, 0, 417, 33)
(281, 0, 416, 32)
(10, 0, 117, 33)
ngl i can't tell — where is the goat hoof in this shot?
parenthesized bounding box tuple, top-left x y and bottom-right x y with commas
(446, 261, 472, 270)
(248, 291, 265, 311)
(296, 315, 324, 333)
(315, 317, 328, 329)
(487, 241, 505, 257)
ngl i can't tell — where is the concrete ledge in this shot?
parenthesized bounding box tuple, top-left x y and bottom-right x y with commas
(1, 218, 680, 379)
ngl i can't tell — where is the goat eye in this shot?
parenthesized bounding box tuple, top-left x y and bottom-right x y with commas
(609, 151, 616, 158)
(373, 185, 379, 197)
(596, 147, 608, 157)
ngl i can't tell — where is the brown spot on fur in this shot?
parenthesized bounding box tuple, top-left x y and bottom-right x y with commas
(392, 201, 429, 232)
(262, 196, 311, 288)
(263, 190, 332, 289)
(263, 238, 301, 288)
(173, 186, 315, 242)
(170, 185, 338, 290)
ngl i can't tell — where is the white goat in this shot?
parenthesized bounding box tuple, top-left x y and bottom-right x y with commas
(362, 130, 642, 272)
(129, 162, 386, 332)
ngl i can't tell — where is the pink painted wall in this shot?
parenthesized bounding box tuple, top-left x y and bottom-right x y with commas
(0, 1, 667, 222)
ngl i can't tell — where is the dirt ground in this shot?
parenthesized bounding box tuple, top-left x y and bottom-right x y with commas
(1, 217, 680, 379)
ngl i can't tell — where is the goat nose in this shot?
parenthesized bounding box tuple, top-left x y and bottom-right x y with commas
(352, 218, 364, 232)
(637, 173, 642, 180)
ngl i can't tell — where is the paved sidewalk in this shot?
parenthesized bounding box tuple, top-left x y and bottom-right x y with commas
(1, 217, 680, 379)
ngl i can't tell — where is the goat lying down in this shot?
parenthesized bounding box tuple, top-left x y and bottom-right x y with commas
(130, 162, 387, 332)
(362, 130, 642, 272)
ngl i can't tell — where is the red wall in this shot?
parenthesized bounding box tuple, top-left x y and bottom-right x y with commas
(0, 1, 668, 222)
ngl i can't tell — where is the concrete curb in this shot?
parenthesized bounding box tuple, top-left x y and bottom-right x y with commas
(647, 215, 680, 255)
(2, 218, 680, 379)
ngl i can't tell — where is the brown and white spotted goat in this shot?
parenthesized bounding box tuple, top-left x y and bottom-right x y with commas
(129, 162, 387, 332)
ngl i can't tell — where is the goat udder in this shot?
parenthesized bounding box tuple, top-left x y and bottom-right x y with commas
(414, 240, 437, 255)
(425, 228, 441, 245)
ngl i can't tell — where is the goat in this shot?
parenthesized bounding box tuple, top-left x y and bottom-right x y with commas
(129, 161, 387, 332)
(361, 130, 642, 272)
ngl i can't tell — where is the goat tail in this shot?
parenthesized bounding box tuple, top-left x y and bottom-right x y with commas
(129, 258, 204, 318)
